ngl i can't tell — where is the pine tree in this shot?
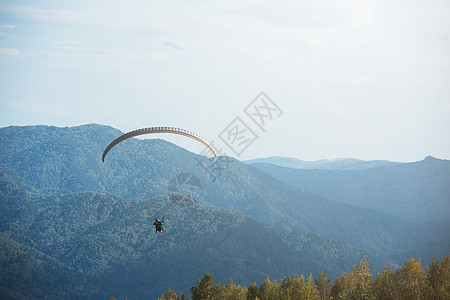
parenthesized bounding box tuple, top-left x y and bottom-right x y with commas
(374, 265, 397, 300)
(426, 255, 449, 299)
(223, 278, 247, 300)
(247, 282, 258, 300)
(331, 257, 374, 299)
(191, 273, 216, 300)
(305, 274, 320, 300)
(158, 288, 185, 300)
(315, 270, 331, 300)
(280, 274, 306, 299)
(395, 257, 426, 300)
(258, 277, 280, 300)
(330, 275, 345, 299)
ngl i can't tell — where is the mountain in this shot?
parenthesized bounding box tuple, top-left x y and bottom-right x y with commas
(0, 232, 108, 299)
(0, 125, 446, 256)
(1, 124, 448, 298)
(249, 157, 450, 223)
(0, 167, 311, 298)
(244, 156, 402, 170)
(281, 231, 400, 277)
(0, 166, 398, 299)
(391, 239, 450, 269)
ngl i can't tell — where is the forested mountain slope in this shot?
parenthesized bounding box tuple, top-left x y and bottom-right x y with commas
(0, 124, 446, 256)
(0, 167, 396, 298)
(0, 232, 109, 299)
(250, 157, 450, 223)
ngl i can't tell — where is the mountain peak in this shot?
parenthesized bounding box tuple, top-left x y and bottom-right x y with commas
(424, 155, 437, 161)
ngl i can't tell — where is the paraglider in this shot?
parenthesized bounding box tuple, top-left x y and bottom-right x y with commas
(153, 217, 164, 233)
(102, 126, 216, 234)
(102, 126, 218, 163)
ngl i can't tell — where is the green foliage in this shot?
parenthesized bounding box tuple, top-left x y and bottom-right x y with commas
(374, 257, 450, 300)
(394, 258, 427, 299)
(247, 282, 258, 300)
(158, 288, 186, 300)
(184, 256, 449, 300)
(426, 256, 450, 299)
(331, 257, 375, 300)
(279, 274, 320, 300)
(223, 278, 248, 300)
(257, 277, 280, 300)
(315, 271, 331, 299)
(190, 273, 321, 300)
(374, 266, 397, 300)
(280, 274, 306, 299)
(191, 273, 217, 299)
(191, 273, 247, 300)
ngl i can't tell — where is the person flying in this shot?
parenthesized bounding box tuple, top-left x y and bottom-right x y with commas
(153, 217, 164, 233)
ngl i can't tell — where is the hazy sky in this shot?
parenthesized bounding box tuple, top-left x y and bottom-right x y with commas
(1, 0, 449, 162)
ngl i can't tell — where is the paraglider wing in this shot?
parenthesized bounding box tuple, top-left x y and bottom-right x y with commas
(102, 127, 218, 162)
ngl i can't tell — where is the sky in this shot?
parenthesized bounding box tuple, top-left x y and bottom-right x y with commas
(1, 0, 449, 162)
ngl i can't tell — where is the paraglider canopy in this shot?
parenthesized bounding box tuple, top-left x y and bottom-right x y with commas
(102, 126, 218, 163)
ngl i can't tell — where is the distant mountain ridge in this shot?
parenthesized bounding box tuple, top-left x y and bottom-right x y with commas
(245, 156, 402, 170)
(249, 156, 450, 223)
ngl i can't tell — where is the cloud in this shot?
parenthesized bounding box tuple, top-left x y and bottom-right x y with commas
(0, 48, 20, 57)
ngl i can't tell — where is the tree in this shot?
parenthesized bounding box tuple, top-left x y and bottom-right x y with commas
(395, 257, 426, 300)
(331, 257, 374, 300)
(182, 256, 450, 300)
(374, 265, 397, 300)
(305, 274, 320, 300)
(258, 277, 280, 300)
(191, 273, 219, 300)
(315, 270, 331, 300)
(280, 274, 306, 299)
(223, 278, 247, 300)
(247, 282, 258, 300)
(158, 288, 185, 300)
(331, 275, 346, 299)
(349, 258, 374, 300)
(426, 255, 449, 299)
